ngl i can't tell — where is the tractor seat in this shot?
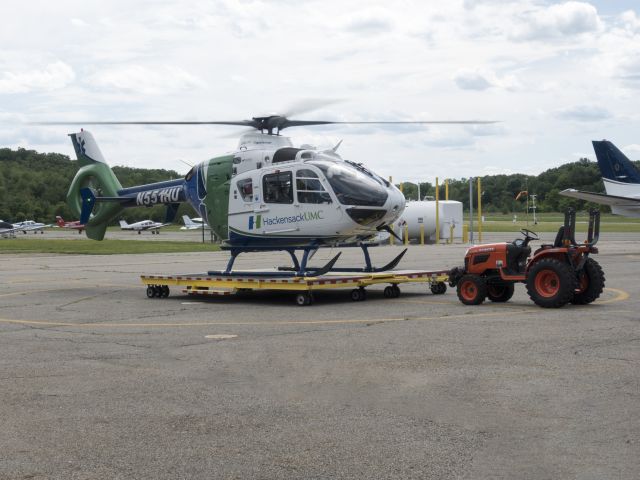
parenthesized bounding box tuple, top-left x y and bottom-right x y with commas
(541, 226, 565, 249)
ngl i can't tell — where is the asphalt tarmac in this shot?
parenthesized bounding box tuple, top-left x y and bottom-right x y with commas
(1, 238, 638, 479)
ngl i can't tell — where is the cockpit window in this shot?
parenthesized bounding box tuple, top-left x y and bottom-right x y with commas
(263, 171, 293, 204)
(296, 169, 318, 178)
(309, 158, 388, 207)
(296, 168, 332, 204)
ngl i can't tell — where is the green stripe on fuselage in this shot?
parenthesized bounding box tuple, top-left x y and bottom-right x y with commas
(203, 155, 233, 241)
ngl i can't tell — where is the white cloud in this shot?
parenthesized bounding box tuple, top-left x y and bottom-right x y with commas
(70, 18, 88, 28)
(341, 8, 395, 34)
(619, 10, 640, 34)
(89, 65, 205, 95)
(454, 68, 521, 91)
(510, 1, 603, 41)
(0, 61, 75, 94)
(622, 144, 640, 159)
(554, 105, 612, 121)
(454, 71, 492, 90)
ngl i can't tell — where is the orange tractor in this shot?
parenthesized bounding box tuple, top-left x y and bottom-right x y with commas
(448, 208, 604, 308)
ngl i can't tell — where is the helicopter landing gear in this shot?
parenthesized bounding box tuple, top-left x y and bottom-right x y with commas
(274, 244, 408, 276)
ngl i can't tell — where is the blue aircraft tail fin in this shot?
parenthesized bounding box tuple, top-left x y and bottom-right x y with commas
(592, 140, 640, 184)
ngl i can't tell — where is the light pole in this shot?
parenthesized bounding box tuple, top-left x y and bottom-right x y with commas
(530, 194, 538, 225)
(469, 177, 474, 244)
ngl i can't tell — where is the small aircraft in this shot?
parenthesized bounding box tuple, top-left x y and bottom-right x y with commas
(561, 140, 640, 217)
(0, 221, 19, 238)
(119, 219, 168, 234)
(180, 215, 210, 231)
(52, 110, 492, 275)
(12, 220, 48, 234)
(55, 215, 85, 233)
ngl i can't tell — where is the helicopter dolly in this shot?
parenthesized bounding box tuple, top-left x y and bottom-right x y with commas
(140, 268, 450, 306)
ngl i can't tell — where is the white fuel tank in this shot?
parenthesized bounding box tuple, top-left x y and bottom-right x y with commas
(394, 200, 463, 241)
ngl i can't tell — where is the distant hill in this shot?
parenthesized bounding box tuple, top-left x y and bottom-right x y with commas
(0, 147, 631, 223)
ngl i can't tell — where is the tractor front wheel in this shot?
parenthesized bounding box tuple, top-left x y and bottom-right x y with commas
(571, 258, 605, 305)
(456, 274, 487, 305)
(526, 258, 576, 308)
(487, 283, 515, 303)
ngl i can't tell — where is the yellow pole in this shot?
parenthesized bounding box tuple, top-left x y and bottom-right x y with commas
(400, 182, 404, 193)
(435, 177, 440, 245)
(389, 225, 394, 245)
(462, 224, 468, 243)
(403, 225, 409, 245)
(477, 177, 482, 242)
(445, 179, 449, 200)
(420, 224, 424, 245)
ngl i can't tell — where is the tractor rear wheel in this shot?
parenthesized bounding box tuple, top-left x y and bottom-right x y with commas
(526, 258, 576, 308)
(571, 258, 605, 305)
(487, 283, 515, 303)
(456, 274, 487, 305)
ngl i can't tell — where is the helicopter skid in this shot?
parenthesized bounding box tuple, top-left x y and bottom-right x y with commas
(220, 244, 407, 277)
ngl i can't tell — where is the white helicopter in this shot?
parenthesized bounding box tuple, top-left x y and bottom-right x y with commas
(47, 110, 492, 275)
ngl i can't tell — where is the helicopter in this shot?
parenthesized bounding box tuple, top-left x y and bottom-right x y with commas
(58, 113, 492, 276)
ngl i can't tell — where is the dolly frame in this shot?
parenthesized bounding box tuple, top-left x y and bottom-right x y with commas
(141, 269, 450, 306)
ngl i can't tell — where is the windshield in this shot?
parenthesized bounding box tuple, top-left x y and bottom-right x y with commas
(309, 157, 388, 207)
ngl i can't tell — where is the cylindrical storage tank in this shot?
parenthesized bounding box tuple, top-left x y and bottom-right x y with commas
(394, 200, 463, 241)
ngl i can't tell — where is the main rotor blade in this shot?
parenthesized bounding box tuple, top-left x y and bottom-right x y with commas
(30, 120, 254, 126)
(30, 119, 498, 129)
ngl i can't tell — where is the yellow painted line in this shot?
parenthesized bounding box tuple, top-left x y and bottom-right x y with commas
(597, 287, 629, 305)
(0, 307, 635, 329)
(0, 308, 541, 328)
(400, 287, 629, 307)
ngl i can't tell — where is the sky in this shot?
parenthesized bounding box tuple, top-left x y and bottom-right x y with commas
(1, 0, 639, 184)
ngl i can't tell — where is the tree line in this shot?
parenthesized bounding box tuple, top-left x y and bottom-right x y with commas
(398, 158, 616, 214)
(0, 147, 629, 223)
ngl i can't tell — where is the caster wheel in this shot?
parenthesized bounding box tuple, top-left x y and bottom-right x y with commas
(160, 285, 170, 298)
(350, 288, 366, 301)
(392, 285, 401, 298)
(146, 285, 156, 298)
(430, 282, 447, 295)
(295, 292, 313, 306)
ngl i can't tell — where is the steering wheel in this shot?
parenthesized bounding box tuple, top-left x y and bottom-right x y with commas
(519, 228, 538, 245)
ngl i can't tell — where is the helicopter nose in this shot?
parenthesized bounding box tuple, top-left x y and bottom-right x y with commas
(385, 186, 406, 222)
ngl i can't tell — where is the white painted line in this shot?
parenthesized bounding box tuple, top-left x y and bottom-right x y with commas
(205, 334, 238, 340)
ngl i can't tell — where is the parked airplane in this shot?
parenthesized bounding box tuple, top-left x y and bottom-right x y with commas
(119, 219, 168, 234)
(180, 215, 210, 230)
(55, 215, 85, 233)
(561, 140, 640, 217)
(12, 220, 48, 234)
(0, 221, 18, 238)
